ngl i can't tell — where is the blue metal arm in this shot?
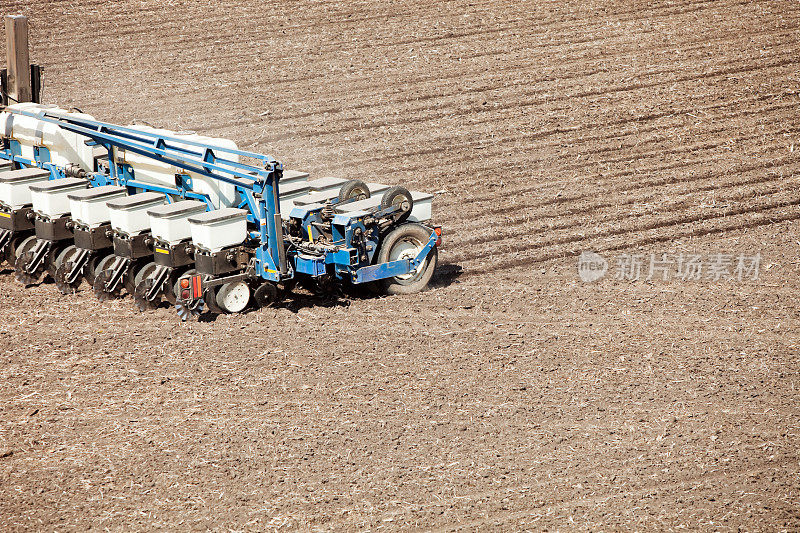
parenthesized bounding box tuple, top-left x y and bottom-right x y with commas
(2, 107, 278, 190)
(352, 229, 438, 284)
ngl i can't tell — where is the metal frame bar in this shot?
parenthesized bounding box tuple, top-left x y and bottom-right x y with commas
(352, 229, 438, 284)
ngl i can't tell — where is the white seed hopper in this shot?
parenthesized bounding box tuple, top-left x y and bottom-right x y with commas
(0, 167, 51, 208)
(107, 192, 167, 235)
(30, 177, 89, 218)
(188, 207, 249, 252)
(147, 200, 207, 244)
(68, 185, 127, 228)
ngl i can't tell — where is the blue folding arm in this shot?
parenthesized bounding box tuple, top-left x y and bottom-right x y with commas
(0, 107, 287, 278)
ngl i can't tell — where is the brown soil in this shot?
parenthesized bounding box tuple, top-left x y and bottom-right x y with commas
(1, 0, 799, 530)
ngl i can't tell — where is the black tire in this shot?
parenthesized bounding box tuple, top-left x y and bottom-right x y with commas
(376, 223, 437, 295)
(380, 186, 413, 222)
(254, 281, 281, 308)
(338, 179, 371, 203)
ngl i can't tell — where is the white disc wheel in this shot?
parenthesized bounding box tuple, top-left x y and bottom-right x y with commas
(388, 237, 424, 280)
(215, 282, 251, 313)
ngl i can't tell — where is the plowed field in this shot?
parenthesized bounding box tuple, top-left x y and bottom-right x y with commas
(1, 0, 799, 530)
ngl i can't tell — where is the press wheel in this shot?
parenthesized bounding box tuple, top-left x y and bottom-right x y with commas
(92, 255, 121, 301)
(14, 237, 42, 285)
(53, 246, 83, 294)
(254, 281, 281, 308)
(215, 281, 251, 313)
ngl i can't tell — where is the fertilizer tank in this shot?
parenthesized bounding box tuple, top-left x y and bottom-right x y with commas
(114, 126, 239, 208)
(1, 106, 241, 209)
(0, 103, 97, 171)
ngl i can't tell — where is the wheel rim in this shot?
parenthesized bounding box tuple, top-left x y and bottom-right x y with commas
(391, 194, 411, 212)
(216, 282, 250, 313)
(388, 236, 423, 281)
(350, 185, 369, 201)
